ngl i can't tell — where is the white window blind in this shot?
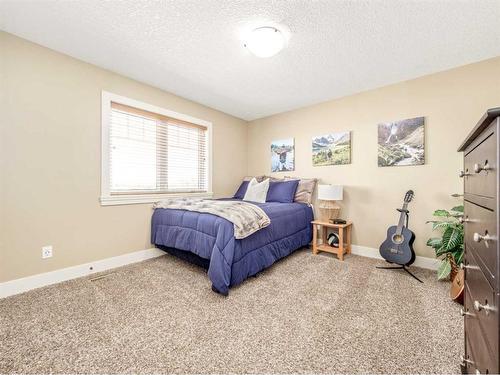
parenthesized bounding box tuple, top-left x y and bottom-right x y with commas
(108, 102, 208, 194)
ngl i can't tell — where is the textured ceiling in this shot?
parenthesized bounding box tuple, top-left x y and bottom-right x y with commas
(1, 0, 499, 121)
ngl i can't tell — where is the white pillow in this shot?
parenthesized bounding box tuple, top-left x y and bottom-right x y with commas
(243, 178, 270, 203)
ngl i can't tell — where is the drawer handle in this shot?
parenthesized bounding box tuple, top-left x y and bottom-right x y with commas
(474, 161, 492, 173)
(473, 300, 494, 314)
(459, 170, 470, 178)
(460, 263, 479, 271)
(460, 308, 474, 317)
(473, 232, 493, 243)
(459, 216, 470, 224)
(460, 355, 474, 365)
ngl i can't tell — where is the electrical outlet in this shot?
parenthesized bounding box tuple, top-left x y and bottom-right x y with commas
(42, 245, 53, 259)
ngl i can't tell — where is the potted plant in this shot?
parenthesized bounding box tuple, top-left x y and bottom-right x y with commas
(426, 205, 464, 280)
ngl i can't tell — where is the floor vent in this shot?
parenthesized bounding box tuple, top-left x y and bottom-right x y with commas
(89, 272, 116, 282)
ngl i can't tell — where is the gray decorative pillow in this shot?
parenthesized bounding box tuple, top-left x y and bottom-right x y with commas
(243, 175, 266, 183)
(263, 176, 284, 182)
(284, 176, 318, 204)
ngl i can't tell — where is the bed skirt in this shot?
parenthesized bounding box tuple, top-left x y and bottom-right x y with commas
(157, 245, 210, 270)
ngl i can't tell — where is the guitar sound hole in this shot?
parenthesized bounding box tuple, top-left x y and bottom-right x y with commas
(392, 234, 404, 244)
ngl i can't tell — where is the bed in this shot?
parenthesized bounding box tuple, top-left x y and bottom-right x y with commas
(151, 198, 314, 295)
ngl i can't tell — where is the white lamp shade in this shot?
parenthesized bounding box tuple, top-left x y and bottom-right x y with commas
(318, 184, 343, 201)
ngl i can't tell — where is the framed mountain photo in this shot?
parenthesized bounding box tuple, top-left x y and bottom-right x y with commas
(312, 131, 351, 166)
(378, 117, 425, 167)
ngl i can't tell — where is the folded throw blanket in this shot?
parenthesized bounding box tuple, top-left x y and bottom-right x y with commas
(153, 199, 270, 239)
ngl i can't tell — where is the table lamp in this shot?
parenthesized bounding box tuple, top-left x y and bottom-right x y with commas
(318, 184, 343, 222)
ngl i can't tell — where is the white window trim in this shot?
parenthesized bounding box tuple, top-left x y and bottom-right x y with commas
(100, 91, 213, 206)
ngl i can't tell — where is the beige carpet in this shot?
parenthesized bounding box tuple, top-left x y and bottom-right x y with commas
(0, 249, 462, 374)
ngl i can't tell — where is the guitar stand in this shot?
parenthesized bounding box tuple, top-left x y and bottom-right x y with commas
(376, 264, 424, 283)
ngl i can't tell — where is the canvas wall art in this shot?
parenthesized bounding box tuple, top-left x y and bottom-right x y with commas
(312, 131, 351, 166)
(271, 138, 295, 172)
(378, 117, 425, 167)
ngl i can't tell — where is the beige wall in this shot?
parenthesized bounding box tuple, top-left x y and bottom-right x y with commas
(0, 32, 248, 282)
(248, 57, 500, 258)
(2, 30, 500, 284)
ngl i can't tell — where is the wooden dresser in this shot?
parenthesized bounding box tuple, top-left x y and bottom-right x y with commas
(459, 107, 500, 374)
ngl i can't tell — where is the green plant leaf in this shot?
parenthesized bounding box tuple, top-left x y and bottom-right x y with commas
(454, 250, 464, 265)
(426, 237, 442, 248)
(436, 247, 450, 257)
(437, 258, 452, 280)
(449, 228, 464, 251)
(432, 221, 454, 231)
(433, 209, 450, 217)
(442, 227, 462, 251)
(451, 205, 464, 213)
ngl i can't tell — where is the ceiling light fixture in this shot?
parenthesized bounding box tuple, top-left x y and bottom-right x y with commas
(244, 26, 286, 58)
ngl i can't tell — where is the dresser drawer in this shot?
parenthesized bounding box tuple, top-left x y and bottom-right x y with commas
(464, 251, 498, 366)
(464, 124, 497, 202)
(464, 201, 497, 288)
(464, 293, 498, 374)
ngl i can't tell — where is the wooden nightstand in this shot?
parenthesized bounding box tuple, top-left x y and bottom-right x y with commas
(311, 220, 352, 261)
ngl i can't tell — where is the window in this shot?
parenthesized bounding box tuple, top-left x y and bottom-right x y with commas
(101, 92, 212, 205)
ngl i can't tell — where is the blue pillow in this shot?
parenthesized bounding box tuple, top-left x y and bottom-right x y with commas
(266, 180, 299, 203)
(233, 181, 249, 199)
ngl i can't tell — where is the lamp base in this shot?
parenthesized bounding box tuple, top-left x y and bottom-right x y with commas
(319, 206, 341, 222)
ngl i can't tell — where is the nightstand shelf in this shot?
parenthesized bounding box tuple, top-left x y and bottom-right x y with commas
(311, 220, 352, 261)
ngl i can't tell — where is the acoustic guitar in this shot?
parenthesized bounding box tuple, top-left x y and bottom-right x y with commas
(379, 190, 416, 266)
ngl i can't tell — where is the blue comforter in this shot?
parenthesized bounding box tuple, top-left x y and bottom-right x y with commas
(151, 199, 313, 295)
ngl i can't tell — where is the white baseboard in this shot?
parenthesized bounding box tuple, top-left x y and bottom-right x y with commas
(351, 244, 440, 270)
(0, 248, 165, 299)
(0, 244, 439, 299)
